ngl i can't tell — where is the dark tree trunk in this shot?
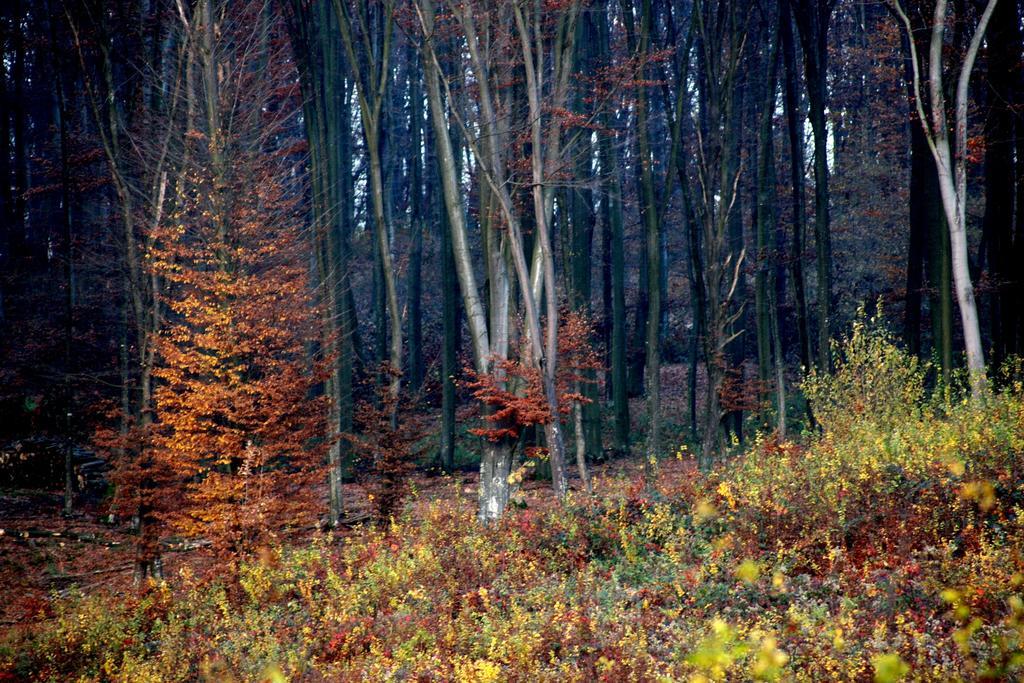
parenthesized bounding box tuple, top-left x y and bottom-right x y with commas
(779, 0, 812, 371)
(791, 0, 834, 372)
(982, 0, 1021, 367)
(406, 44, 425, 393)
(597, 0, 629, 458)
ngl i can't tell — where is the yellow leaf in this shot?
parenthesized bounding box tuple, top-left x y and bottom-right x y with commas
(735, 560, 761, 585)
(872, 653, 909, 683)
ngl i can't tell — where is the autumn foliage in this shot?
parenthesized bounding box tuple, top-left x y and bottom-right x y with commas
(103, 10, 326, 562)
(346, 365, 419, 524)
(463, 309, 602, 447)
(147, 149, 325, 557)
(11, 339, 1024, 680)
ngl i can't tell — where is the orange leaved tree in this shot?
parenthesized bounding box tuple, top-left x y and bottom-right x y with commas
(464, 309, 601, 492)
(145, 1, 326, 560)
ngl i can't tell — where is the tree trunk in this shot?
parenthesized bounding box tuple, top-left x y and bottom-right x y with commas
(406, 44, 425, 393)
(981, 0, 1020, 368)
(779, 0, 812, 371)
(595, 10, 630, 456)
(910, 0, 994, 396)
(439, 191, 459, 473)
(478, 440, 513, 523)
(755, 22, 780, 428)
(620, 0, 661, 476)
(791, 0, 833, 371)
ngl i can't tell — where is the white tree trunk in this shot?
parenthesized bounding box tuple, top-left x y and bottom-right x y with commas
(894, 0, 994, 398)
(478, 441, 512, 523)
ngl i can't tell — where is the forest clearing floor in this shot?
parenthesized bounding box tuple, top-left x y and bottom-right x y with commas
(0, 452, 688, 630)
(0, 359, 709, 632)
(4, 331, 1024, 679)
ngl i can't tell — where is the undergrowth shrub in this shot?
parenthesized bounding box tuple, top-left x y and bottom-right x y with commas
(803, 306, 926, 437)
(4, 317, 1024, 681)
(723, 312, 1024, 575)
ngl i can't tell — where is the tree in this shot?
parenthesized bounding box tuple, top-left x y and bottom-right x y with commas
(332, 0, 402, 418)
(778, 0, 813, 372)
(283, 0, 357, 527)
(980, 0, 1021, 367)
(893, 0, 995, 398)
(898, 4, 952, 386)
(594, 0, 630, 460)
(753, 10, 786, 436)
(691, 0, 748, 467)
(415, 0, 514, 521)
(148, 0, 326, 556)
(416, 0, 584, 511)
(620, 0, 665, 480)
(790, 0, 837, 372)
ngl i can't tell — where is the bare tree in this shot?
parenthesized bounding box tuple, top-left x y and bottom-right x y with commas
(332, 0, 403, 416)
(893, 0, 996, 398)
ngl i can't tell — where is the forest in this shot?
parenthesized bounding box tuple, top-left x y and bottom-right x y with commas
(1, 0, 1023, 679)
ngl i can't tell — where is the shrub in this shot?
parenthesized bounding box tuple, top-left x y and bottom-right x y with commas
(802, 306, 925, 437)
(5, 323, 1024, 681)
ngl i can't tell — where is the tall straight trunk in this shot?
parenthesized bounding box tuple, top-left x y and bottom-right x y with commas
(981, 0, 1020, 367)
(434, 76, 460, 473)
(53, 12, 75, 515)
(901, 27, 931, 369)
(439, 181, 459, 473)
(601, 207, 612, 401)
(1017, 68, 1024, 362)
(0, 39, 10, 228)
(724, 55, 746, 445)
(323, 3, 348, 520)
(11, 5, 27, 260)
(809, 92, 832, 372)
(406, 45, 425, 392)
(672, 78, 707, 447)
(755, 23, 780, 426)
(330, 42, 356, 484)
(284, 0, 355, 523)
(595, 9, 630, 456)
(607, 155, 630, 458)
(779, 0, 812, 371)
(570, 7, 603, 466)
(0, 42, 10, 324)
(910, 184, 955, 383)
(686, 213, 704, 443)
(791, 0, 833, 371)
(904, 140, 926, 359)
(627, 0, 663, 472)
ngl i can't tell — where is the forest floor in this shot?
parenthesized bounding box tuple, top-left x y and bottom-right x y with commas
(4, 336, 1024, 680)
(0, 359, 708, 631)
(0, 448, 672, 630)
